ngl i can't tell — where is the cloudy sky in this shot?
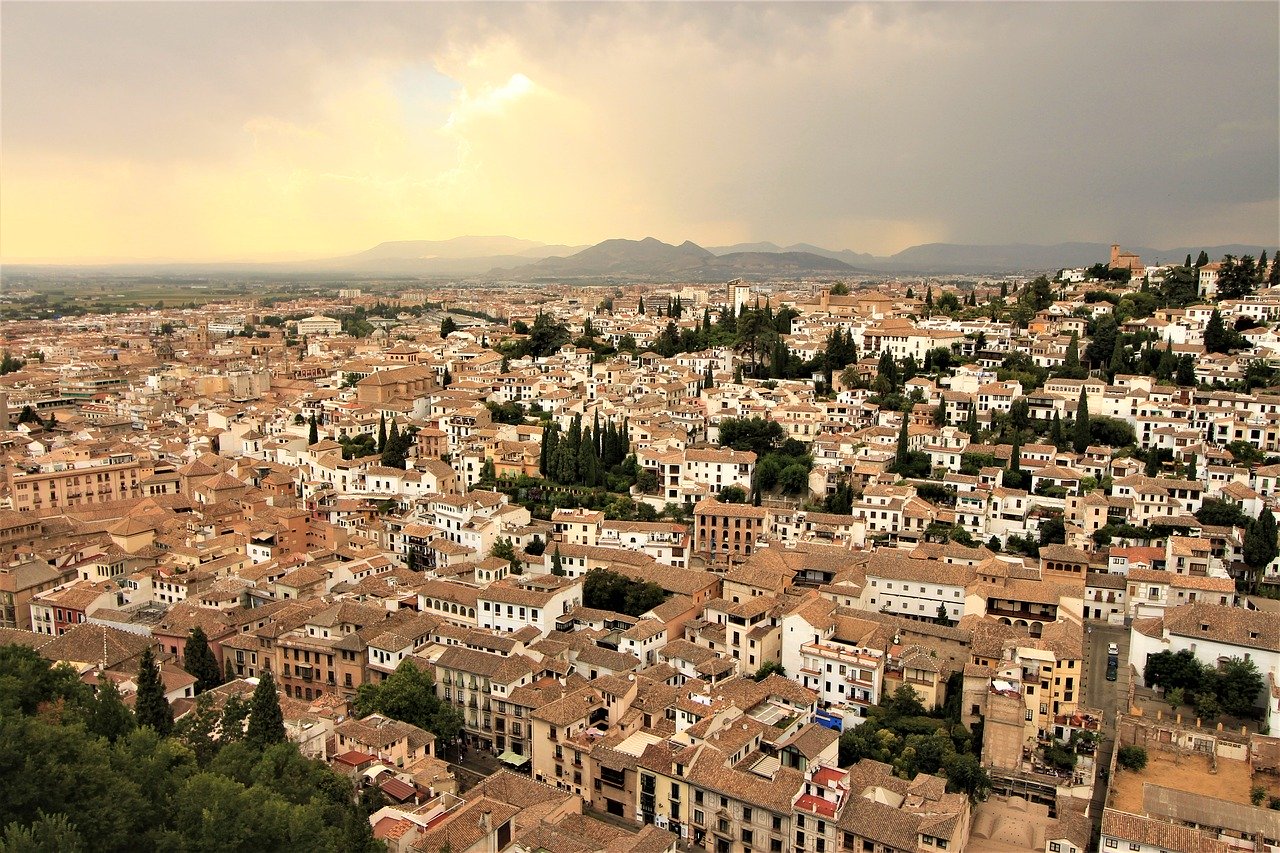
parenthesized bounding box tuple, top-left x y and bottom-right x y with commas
(2, 2, 1276, 263)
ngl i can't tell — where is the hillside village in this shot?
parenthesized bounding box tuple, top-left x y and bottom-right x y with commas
(2, 245, 1280, 853)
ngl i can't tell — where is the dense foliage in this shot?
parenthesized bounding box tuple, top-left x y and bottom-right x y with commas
(582, 568, 669, 616)
(837, 683, 991, 802)
(0, 644, 380, 853)
(1142, 649, 1265, 719)
(352, 660, 463, 754)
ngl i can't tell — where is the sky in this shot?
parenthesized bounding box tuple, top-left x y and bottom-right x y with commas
(2, 2, 1277, 264)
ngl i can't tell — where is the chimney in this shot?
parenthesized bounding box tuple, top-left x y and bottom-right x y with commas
(479, 809, 492, 833)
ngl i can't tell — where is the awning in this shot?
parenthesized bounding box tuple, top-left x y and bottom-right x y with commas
(498, 750, 530, 766)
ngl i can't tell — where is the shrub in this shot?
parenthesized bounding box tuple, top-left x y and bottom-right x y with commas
(1117, 746, 1147, 772)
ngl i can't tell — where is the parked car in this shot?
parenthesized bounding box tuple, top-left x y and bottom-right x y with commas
(1106, 662, 1118, 682)
(1108, 642, 1119, 656)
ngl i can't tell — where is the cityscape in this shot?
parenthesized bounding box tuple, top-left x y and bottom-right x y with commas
(1, 4, 1279, 853)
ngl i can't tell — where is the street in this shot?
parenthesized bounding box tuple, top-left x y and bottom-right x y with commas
(1082, 621, 1129, 718)
(1082, 621, 1130, 845)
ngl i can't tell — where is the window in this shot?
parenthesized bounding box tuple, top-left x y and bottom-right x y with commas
(1104, 841, 1117, 849)
(742, 807, 752, 822)
(1050, 845, 1060, 853)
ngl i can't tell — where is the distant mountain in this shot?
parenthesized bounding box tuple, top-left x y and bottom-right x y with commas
(707, 241, 785, 255)
(492, 237, 863, 280)
(869, 242, 1274, 273)
(6, 236, 1271, 279)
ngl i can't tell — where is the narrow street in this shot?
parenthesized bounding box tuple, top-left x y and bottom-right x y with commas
(1082, 621, 1130, 844)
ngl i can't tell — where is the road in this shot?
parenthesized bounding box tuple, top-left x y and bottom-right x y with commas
(1082, 621, 1129, 718)
(1082, 621, 1130, 846)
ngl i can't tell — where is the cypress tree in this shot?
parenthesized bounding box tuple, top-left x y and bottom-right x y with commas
(377, 414, 387, 453)
(1061, 332, 1082, 378)
(964, 406, 979, 438)
(638, 296, 645, 315)
(1073, 389, 1091, 453)
(225, 656, 236, 683)
(1196, 250, 1209, 267)
(540, 425, 558, 476)
(1050, 411, 1065, 449)
(308, 414, 318, 445)
(894, 416, 910, 468)
(551, 546, 565, 576)
(246, 670, 286, 748)
(579, 432, 601, 488)
(135, 646, 173, 736)
(184, 626, 223, 694)
(1243, 508, 1279, 593)
(557, 415, 582, 483)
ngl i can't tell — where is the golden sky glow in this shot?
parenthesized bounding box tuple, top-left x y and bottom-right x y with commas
(2, 3, 1276, 264)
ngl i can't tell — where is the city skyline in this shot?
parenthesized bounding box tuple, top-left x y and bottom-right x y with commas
(2, 1, 1277, 264)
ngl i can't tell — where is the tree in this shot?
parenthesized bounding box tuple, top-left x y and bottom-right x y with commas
(246, 671, 285, 748)
(0, 811, 86, 852)
(753, 661, 784, 682)
(490, 537, 517, 571)
(1117, 746, 1147, 772)
(440, 316, 458, 338)
(1216, 656, 1265, 717)
(352, 659, 462, 748)
(894, 416, 910, 468)
(1216, 255, 1257, 300)
(0, 352, 26, 376)
(943, 753, 990, 802)
(307, 414, 318, 445)
(1193, 691, 1220, 720)
(87, 678, 135, 744)
(582, 569, 668, 616)
(886, 684, 926, 718)
(778, 464, 810, 496)
(1072, 389, 1091, 453)
(134, 647, 173, 736)
(719, 485, 748, 504)
(1243, 508, 1278, 592)
(1165, 686, 1185, 712)
(935, 603, 954, 628)
(964, 406, 979, 438)
(1204, 309, 1245, 353)
(377, 414, 387, 453)
(550, 546, 565, 576)
(1057, 332, 1085, 379)
(184, 627, 223, 695)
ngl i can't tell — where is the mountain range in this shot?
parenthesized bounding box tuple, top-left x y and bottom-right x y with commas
(317, 237, 1274, 278)
(5, 236, 1272, 279)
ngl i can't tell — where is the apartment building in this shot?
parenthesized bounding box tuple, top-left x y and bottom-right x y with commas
(7, 451, 151, 511)
(694, 499, 769, 565)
